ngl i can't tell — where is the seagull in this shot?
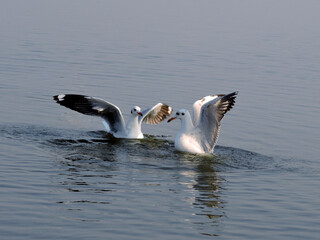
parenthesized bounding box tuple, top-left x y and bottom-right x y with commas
(167, 92, 238, 154)
(53, 94, 173, 139)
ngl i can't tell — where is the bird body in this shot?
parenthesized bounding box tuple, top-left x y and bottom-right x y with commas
(122, 110, 144, 139)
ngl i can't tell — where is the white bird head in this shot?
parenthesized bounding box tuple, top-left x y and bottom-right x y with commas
(131, 106, 143, 116)
(167, 109, 188, 122)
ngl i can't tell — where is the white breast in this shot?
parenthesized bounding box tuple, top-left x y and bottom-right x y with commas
(174, 133, 204, 154)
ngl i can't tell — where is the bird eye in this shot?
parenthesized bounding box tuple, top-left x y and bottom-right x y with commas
(176, 112, 180, 116)
(182, 113, 185, 115)
(134, 109, 136, 111)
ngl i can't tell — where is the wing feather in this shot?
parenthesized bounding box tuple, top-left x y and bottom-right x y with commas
(140, 103, 173, 125)
(192, 95, 221, 126)
(196, 92, 238, 152)
(53, 94, 126, 134)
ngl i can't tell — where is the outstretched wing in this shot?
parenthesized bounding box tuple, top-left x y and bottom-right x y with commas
(196, 92, 238, 152)
(140, 103, 173, 125)
(192, 95, 222, 126)
(53, 94, 126, 134)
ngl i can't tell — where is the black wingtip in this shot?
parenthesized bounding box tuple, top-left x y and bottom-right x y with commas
(226, 91, 238, 99)
(53, 94, 66, 103)
(230, 91, 238, 97)
(221, 91, 238, 113)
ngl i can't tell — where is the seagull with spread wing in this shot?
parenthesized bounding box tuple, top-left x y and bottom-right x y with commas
(167, 92, 238, 154)
(53, 94, 173, 139)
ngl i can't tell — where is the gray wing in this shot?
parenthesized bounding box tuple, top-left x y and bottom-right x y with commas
(196, 92, 238, 152)
(53, 94, 126, 134)
(192, 95, 222, 126)
(140, 103, 173, 125)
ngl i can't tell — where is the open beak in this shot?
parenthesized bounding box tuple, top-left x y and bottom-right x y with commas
(167, 117, 176, 123)
(138, 112, 143, 116)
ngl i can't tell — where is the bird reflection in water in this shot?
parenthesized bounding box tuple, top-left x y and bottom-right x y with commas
(177, 153, 226, 237)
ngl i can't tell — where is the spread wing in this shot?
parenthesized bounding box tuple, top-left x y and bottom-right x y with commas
(192, 95, 221, 126)
(140, 103, 173, 125)
(196, 91, 238, 152)
(53, 94, 126, 134)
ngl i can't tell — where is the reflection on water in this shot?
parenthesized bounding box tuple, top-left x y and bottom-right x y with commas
(178, 155, 226, 237)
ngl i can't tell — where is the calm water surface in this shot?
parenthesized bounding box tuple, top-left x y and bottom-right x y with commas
(1, 1, 319, 239)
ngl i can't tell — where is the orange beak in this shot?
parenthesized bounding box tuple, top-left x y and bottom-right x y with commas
(167, 117, 176, 123)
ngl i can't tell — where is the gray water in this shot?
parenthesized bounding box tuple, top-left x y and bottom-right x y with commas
(1, 1, 320, 239)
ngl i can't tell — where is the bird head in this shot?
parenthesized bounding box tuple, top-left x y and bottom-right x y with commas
(131, 106, 143, 116)
(167, 109, 187, 122)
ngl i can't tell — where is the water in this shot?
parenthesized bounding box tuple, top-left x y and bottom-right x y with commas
(1, 1, 319, 239)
